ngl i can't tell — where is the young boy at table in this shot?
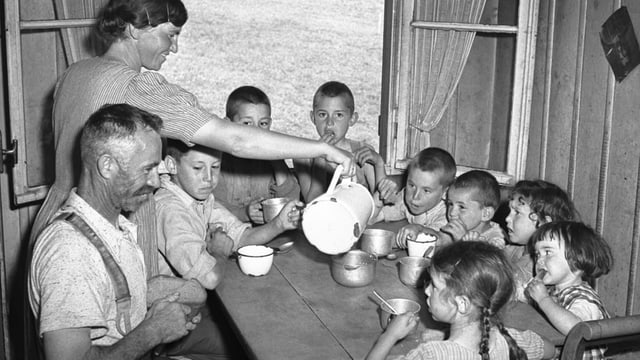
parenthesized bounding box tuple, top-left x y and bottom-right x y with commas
(213, 86, 301, 224)
(504, 180, 577, 302)
(369, 147, 457, 249)
(155, 139, 304, 290)
(294, 81, 396, 202)
(441, 170, 506, 248)
(526, 221, 613, 360)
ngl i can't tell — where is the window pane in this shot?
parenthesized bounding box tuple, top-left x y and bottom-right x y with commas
(162, 0, 384, 150)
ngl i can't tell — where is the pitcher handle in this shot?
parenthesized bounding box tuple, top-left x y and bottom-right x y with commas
(327, 165, 344, 194)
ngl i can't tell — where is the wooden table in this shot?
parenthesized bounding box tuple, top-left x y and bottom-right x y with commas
(215, 226, 564, 359)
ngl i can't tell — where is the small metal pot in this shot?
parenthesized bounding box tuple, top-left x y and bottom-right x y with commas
(330, 250, 377, 287)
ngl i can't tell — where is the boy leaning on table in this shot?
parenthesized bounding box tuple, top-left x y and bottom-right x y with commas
(368, 147, 457, 249)
(153, 139, 303, 358)
(154, 138, 304, 289)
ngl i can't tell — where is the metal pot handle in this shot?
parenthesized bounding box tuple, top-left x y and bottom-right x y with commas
(343, 264, 361, 271)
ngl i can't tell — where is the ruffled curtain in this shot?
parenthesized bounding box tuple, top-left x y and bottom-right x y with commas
(408, 0, 486, 156)
(54, 0, 108, 64)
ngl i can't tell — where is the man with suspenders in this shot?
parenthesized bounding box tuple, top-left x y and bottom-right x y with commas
(29, 104, 199, 359)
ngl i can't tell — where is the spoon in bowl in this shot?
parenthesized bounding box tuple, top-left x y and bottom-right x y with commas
(372, 289, 399, 315)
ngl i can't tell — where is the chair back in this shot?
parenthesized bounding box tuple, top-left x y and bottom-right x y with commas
(561, 315, 640, 359)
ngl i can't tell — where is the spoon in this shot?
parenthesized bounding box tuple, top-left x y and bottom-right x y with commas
(372, 289, 399, 315)
(271, 240, 295, 255)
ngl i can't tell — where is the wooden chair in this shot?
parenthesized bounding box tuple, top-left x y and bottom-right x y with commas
(560, 315, 640, 360)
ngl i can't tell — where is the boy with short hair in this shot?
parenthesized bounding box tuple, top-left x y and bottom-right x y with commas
(294, 81, 394, 202)
(370, 147, 457, 248)
(504, 179, 577, 302)
(441, 170, 506, 248)
(213, 86, 301, 224)
(155, 139, 303, 290)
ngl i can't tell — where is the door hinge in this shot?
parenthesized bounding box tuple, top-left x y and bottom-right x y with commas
(1, 130, 18, 173)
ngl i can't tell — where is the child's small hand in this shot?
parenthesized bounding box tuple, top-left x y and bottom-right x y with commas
(440, 219, 467, 241)
(461, 230, 481, 242)
(396, 224, 423, 248)
(205, 224, 234, 258)
(274, 200, 304, 230)
(384, 313, 418, 342)
(376, 178, 400, 204)
(353, 144, 384, 167)
(525, 276, 550, 303)
(320, 131, 339, 145)
(247, 198, 265, 224)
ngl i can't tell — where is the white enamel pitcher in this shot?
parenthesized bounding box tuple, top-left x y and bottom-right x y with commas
(302, 165, 375, 255)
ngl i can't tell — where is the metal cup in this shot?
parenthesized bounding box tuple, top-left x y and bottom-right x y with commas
(378, 298, 421, 329)
(262, 197, 289, 223)
(398, 256, 431, 287)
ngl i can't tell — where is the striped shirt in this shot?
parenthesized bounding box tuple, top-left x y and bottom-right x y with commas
(389, 327, 545, 360)
(551, 282, 610, 360)
(31, 56, 216, 278)
(53, 56, 212, 189)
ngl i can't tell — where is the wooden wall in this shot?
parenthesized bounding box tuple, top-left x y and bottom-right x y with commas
(528, 0, 640, 320)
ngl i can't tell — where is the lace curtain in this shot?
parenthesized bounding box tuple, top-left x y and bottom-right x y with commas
(54, 0, 108, 64)
(407, 0, 487, 156)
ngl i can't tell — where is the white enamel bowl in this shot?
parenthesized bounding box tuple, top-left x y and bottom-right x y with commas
(237, 245, 275, 276)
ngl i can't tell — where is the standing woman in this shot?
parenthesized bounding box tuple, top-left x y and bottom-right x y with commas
(30, 0, 353, 273)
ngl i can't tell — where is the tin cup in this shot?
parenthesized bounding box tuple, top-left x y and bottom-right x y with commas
(378, 298, 421, 329)
(262, 197, 289, 223)
(398, 256, 431, 287)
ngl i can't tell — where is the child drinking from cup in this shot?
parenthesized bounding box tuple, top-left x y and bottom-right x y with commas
(294, 81, 395, 202)
(367, 241, 555, 360)
(213, 86, 301, 224)
(155, 139, 303, 289)
(504, 180, 577, 302)
(441, 170, 506, 248)
(369, 147, 457, 249)
(526, 221, 613, 360)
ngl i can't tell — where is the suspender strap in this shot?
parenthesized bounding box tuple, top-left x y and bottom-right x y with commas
(57, 212, 133, 336)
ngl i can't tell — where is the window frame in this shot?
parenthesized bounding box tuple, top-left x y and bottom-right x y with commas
(380, 0, 540, 184)
(5, 0, 538, 205)
(4, 0, 94, 205)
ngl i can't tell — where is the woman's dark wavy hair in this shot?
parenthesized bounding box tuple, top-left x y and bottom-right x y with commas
(97, 0, 188, 44)
(431, 241, 529, 360)
(529, 221, 613, 282)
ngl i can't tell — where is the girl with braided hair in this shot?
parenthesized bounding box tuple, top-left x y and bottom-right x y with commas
(367, 241, 556, 360)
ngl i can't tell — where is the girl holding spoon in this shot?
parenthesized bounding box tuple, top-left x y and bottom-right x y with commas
(367, 241, 555, 360)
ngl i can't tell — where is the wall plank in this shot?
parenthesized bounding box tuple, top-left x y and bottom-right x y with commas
(530, 0, 640, 322)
